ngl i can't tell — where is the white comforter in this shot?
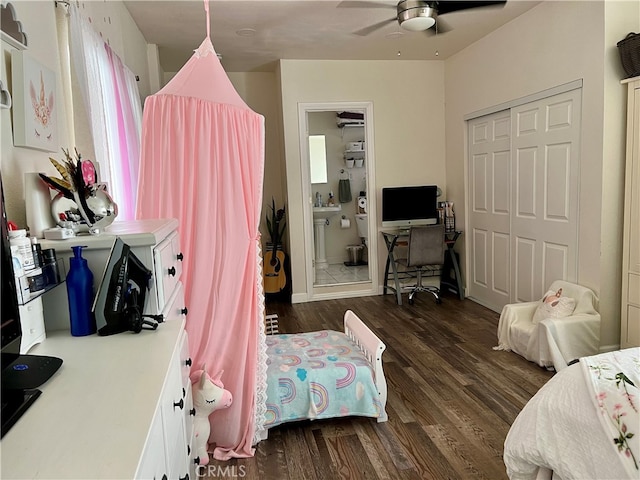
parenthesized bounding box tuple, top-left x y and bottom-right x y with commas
(504, 348, 640, 480)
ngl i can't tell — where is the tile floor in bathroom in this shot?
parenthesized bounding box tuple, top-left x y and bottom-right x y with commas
(315, 263, 369, 286)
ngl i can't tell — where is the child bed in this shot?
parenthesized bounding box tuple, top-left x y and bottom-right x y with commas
(504, 347, 639, 480)
(261, 310, 388, 433)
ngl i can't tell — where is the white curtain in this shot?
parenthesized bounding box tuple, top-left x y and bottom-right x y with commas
(68, 4, 142, 220)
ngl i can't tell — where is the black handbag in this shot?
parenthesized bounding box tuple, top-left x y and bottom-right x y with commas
(617, 33, 640, 79)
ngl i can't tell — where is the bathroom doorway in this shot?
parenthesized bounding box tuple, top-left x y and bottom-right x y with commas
(298, 102, 378, 301)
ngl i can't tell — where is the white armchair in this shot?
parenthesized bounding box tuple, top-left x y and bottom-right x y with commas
(495, 280, 601, 371)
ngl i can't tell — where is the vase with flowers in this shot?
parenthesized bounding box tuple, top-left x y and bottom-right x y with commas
(39, 148, 118, 235)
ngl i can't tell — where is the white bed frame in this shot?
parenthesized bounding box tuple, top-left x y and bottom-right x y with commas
(257, 310, 388, 441)
(343, 310, 388, 423)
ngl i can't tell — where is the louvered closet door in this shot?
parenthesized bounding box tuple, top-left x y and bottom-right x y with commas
(468, 111, 512, 310)
(510, 89, 581, 303)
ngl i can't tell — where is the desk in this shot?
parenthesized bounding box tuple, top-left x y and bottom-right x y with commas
(381, 230, 463, 305)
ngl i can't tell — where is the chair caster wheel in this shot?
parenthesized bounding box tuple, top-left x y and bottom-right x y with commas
(436, 298, 442, 304)
(408, 296, 414, 305)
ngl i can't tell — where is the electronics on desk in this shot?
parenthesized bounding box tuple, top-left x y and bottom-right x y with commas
(43, 226, 75, 240)
(92, 237, 160, 336)
(381, 185, 439, 229)
(1, 174, 62, 439)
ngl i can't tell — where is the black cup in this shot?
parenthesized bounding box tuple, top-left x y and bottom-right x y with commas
(41, 248, 60, 286)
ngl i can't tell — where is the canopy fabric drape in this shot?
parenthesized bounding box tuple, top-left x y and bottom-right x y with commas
(136, 32, 267, 459)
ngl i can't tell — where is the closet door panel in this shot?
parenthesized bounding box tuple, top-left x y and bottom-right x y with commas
(510, 89, 581, 302)
(492, 232, 510, 296)
(542, 242, 569, 290)
(514, 236, 536, 303)
(467, 110, 511, 310)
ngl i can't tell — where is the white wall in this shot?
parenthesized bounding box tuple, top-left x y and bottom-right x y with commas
(444, 0, 639, 348)
(278, 60, 446, 299)
(1, 1, 69, 226)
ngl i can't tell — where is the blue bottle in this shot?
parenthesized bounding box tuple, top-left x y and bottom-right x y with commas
(67, 245, 96, 336)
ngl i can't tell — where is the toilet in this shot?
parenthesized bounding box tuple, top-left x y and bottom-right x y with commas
(355, 214, 368, 247)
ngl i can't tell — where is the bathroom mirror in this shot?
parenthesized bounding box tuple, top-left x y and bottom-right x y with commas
(309, 135, 327, 184)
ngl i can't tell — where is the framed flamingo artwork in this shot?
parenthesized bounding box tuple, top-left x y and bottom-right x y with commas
(11, 50, 58, 152)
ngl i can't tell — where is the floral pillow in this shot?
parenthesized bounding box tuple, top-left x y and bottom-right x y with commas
(532, 288, 576, 324)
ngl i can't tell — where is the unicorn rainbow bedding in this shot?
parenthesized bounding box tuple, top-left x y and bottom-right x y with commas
(264, 329, 382, 427)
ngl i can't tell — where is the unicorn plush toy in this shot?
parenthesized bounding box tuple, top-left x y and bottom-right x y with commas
(191, 365, 233, 466)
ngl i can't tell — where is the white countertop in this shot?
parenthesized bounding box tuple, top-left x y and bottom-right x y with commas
(40, 218, 179, 251)
(1, 318, 184, 479)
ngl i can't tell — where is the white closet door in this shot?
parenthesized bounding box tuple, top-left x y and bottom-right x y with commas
(510, 89, 581, 303)
(468, 111, 512, 310)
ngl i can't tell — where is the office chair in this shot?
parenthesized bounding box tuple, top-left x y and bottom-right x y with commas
(397, 224, 445, 305)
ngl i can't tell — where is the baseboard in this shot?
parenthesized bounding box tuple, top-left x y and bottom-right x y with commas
(291, 293, 307, 304)
(600, 343, 621, 353)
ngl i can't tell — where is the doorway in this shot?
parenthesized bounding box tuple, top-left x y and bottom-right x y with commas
(298, 102, 378, 301)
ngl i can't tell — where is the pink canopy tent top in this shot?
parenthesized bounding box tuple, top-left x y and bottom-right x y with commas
(136, 34, 268, 460)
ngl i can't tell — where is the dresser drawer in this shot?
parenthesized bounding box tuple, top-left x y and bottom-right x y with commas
(161, 281, 187, 325)
(154, 231, 183, 310)
(180, 334, 194, 453)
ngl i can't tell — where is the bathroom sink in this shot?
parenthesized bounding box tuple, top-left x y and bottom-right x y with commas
(313, 204, 342, 220)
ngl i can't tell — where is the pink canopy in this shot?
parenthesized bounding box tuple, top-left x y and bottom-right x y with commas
(136, 13, 267, 459)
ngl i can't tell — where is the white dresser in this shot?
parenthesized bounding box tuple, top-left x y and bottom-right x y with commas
(1, 219, 196, 479)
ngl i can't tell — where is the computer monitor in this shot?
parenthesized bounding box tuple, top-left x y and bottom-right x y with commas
(381, 185, 439, 229)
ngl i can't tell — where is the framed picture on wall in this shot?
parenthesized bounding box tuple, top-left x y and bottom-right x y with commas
(11, 50, 58, 152)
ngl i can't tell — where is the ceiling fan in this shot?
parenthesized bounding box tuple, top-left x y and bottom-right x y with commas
(339, 0, 507, 36)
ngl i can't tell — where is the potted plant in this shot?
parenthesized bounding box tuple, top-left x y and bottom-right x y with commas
(264, 199, 287, 295)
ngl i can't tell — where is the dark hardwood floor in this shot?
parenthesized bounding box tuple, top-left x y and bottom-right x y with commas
(202, 291, 553, 480)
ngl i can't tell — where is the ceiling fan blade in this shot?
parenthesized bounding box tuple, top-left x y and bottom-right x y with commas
(338, 1, 396, 9)
(353, 17, 397, 36)
(436, 0, 507, 16)
(423, 16, 451, 36)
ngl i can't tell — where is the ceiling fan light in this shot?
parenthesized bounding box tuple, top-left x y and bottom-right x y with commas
(400, 15, 436, 31)
(397, 3, 437, 32)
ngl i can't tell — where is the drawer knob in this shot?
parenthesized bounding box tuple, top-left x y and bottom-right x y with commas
(185, 357, 192, 367)
(181, 307, 188, 316)
(177, 252, 184, 261)
(189, 407, 196, 416)
(179, 474, 189, 480)
(168, 266, 176, 277)
(194, 457, 200, 465)
(162, 475, 168, 480)
(173, 398, 184, 410)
